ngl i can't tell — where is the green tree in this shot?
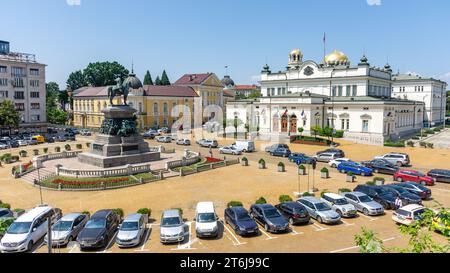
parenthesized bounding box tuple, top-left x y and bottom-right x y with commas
(322, 126, 333, 141)
(47, 108, 68, 125)
(0, 100, 20, 133)
(247, 92, 262, 99)
(160, 70, 171, 85)
(83, 61, 129, 87)
(354, 227, 385, 253)
(46, 82, 60, 111)
(311, 125, 321, 139)
(298, 127, 304, 136)
(155, 76, 162, 86)
(143, 70, 153, 85)
(66, 70, 86, 91)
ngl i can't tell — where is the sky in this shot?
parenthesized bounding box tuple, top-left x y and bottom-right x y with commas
(1, 0, 450, 88)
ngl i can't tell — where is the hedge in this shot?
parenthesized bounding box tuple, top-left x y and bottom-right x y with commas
(227, 201, 243, 208)
(384, 141, 406, 148)
(113, 208, 124, 218)
(279, 195, 293, 203)
(137, 208, 152, 217)
(255, 197, 267, 204)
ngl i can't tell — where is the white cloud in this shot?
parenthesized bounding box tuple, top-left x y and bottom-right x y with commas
(250, 75, 261, 83)
(66, 0, 81, 6)
(436, 72, 450, 81)
(367, 0, 381, 6)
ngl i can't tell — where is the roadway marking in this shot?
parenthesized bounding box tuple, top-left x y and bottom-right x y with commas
(289, 228, 304, 236)
(329, 237, 396, 253)
(340, 219, 355, 226)
(311, 222, 330, 232)
(220, 220, 247, 246)
(259, 228, 278, 240)
(69, 243, 78, 253)
(172, 221, 197, 251)
(134, 225, 152, 252)
(358, 213, 377, 221)
(99, 231, 118, 253)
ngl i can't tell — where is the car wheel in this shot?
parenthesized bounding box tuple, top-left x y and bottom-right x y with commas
(363, 208, 370, 216)
(68, 236, 73, 242)
(332, 164, 336, 168)
(270, 153, 274, 156)
(264, 224, 269, 232)
(396, 162, 402, 167)
(336, 210, 342, 217)
(27, 240, 33, 252)
(374, 169, 379, 173)
(317, 216, 323, 224)
(289, 218, 294, 225)
(340, 169, 346, 174)
(420, 181, 427, 186)
(396, 177, 403, 183)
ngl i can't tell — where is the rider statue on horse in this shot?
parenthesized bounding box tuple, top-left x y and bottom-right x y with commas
(108, 77, 130, 106)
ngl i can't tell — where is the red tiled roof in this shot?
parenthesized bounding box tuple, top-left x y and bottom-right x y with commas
(74, 86, 110, 97)
(174, 73, 212, 85)
(223, 90, 235, 97)
(234, 85, 260, 90)
(143, 85, 199, 97)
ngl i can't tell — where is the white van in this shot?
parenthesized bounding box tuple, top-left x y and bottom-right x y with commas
(0, 206, 54, 253)
(195, 202, 219, 238)
(233, 140, 255, 153)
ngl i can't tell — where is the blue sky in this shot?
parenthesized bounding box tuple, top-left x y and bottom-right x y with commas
(2, 0, 450, 88)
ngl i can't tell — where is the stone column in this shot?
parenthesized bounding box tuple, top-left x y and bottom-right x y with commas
(55, 164, 62, 176)
(126, 164, 133, 175)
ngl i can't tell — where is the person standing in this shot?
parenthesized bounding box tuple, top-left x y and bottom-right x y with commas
(209, 146, 213, 158)
(395, 196, 403, 209)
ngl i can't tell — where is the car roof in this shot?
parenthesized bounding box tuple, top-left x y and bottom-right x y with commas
(123, 213, 143, 222)
(323, 193, 345, 199)
(163, 209, 181, 218)
(0, 208, 11, 212)
(91, 209, 113, 219)
(16, 206, 53, 222)
(196, 202, 215, 213)
(60, 213, 83, 221)
(229, 206, 248, 214)
(300, 196, 322, 203)
(400, 204, 425, 212)
(348, 191, 367, 197)
(253, 204, 274, 209)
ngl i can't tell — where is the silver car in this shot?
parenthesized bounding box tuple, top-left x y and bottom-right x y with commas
(374, 153, 410, 167)
(342, 192, 384, 216)
(297, 197, 341, 224)
(314, 152, 342, 163)
(219, 145, 242, 155)
(44, 213, 89, 247)
(160, 209, 188, 244)
(156, 136, 172, 143)
(176, 139, 191, 146)
(321, 193, 357, 218)
(116, 213, 148, 248)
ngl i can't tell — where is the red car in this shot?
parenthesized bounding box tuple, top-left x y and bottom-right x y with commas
(393, 170, 435, 186)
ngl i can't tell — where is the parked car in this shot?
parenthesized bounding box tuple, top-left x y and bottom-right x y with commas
(0, 208, 14, 218)
(297, 197, 341, 224)
(374, 153, 410, 167)
(353, 185, 397, 210)
(17, 139, 28, 146)
(361, 159, 399, 175)
(314, 152, 342, 163)
(27, 139, 38, 145)
(275, 201, 310, 225)
(392, 204, 427, 226)
(196, 139, 206, 145)
(219, 145, 243, 155)
(342, 192, 384, 216)
(156, 136, 172, 143)
(0, 136, 11, 142)
(0, 142, 8, 149)
(288, 153, 316, 165)
(116, 213, 148, 248)
(232, 140, 255, 153)
(249, 204, 289, 233)
(44, 213, 89, 247)
(0, 206, 56, 253)
(160, 209, 188, 244)
(394, 182, 432, 200)
(143, 131, 156, 139)
(382, 185, 422, 205)
(32, 135, 45, 144)
(321, 193, 357, 218)
(265, 144, 291, 157)
(77, 210, 121, 250)
(199, 140, 219, 148)
(80, 130, 92, 136)
(337, 162, 373, 176)
(175, 139, 191, 146)
(7, 140, 19, 148)
(329, 158, 352, 168)
(317, 148, 345, 157)
(65, 133, 76, 141)
(56, 135, 67, 142)
(195, 202, 219, 238)
(432, 210, 450, 235)
(224, 207, 259, 236)
(393, 170, 435, 186)
(427, 169, 450, 183)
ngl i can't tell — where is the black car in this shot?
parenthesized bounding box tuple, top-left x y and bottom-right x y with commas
(361, 159, 399, 175)
(7, 140, 19, 148)
(249, 204, 289, 233)
(394, 182, 432, 200)
(382, 185, 422, 205)
(427, 169, 450, 183)
(77, 210, 121, 250)
(317, 148, 345, 157)
(224, 207, 259, 236)
(65, 133, 76, 141)
(275, 202, 310, 225)
(354, 185, 397, 210)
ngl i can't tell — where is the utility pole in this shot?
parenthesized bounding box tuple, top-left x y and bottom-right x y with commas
(47, 215, 52, 253)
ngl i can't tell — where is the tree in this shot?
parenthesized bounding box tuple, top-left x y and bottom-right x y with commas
(298, 127, 304, 136)
(66, 70, 86, 91)
(247, 92, 262, 99)
(311, 125, 321, 139)
(0, 100, 20, 133)
(46, 82, 60, 110)
(47, 108, 68, 125)
(354, 227, 385, 253)
(160, 70, 171, 85)
(155, 76, 162, 86)
(83, 61, 129, 87)
(322, 126, 333, 141)
(143, 70, 153, 85)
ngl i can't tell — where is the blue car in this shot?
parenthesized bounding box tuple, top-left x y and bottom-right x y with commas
(288, 153, 316, 165)
(224, 207, 259, 236)
(337, 162, 373, 176)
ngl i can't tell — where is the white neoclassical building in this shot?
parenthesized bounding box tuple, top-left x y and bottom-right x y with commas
(226, 49, 433, 146)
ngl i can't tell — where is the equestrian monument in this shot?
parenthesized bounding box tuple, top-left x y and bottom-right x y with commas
(78, 73, 160, 168)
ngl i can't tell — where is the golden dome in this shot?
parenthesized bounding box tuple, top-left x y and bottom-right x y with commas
(324, 50, 349, 65)
(290, 48, 302, 56)
(289, 48, 303, 65)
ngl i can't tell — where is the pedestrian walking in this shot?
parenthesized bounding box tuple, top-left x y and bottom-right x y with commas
(395, 196, 403, 209)
(209, 147, 213, 158)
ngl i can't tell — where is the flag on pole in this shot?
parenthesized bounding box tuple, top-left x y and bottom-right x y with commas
(323, 32, 326, 43)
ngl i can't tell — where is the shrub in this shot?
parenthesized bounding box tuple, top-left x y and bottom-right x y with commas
(366, 181, 376, 186)
(64, 144, 71, 151)
(278, 162, 285, 168)
(427, 143, 434, 149)
(302, 192, 314, 197)
(384, 141, 405, 148)
(137, 208, 152, 217)
(0, 203, 11, 209)
(406, 141, 415, 147)
(298, 164, 306, 170)
(255, 197, 267, 204)
(411, 136, 420, 140)
(320, 167, 329, 173)
(419, 142, 427, 148)
(172, 208, 183, 216)
(241, 157, 248, 162)
(13, 208, 25, 214)
(1, 153, 12, 163)
(86, 142, 91, 148)
(11, 155, 19, 162)
(82, 211, 91, 217)
(76, 144, 83, 149)
(347, 171, 354, 177)
(0, 218, 15, 234)
(333, 130, 345, 138)
(425, 129, 435, 135)
(373, 177, 385, 183)
(279, 195, 293, 203)
(320, 190, 329, 198)
(339, 188, 352, 193)
(19, 150, 27, 157)
(227, 201, 243, 208)
(43, 147, 49, 154)
(258, 159, 265, 165)
(55, 147, 61, 152)
(113, 208, 124, 218)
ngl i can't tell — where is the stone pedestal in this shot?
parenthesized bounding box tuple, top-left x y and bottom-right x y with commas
(78, 105, 160, 168)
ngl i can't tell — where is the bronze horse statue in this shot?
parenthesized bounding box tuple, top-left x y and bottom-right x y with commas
(107, 77, 130, 106)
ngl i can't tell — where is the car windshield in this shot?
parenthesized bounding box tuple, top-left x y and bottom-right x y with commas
(416, 172, 426, 177)
(85, 218, 106, 229)
(162, 217, 181, 227)
(334, 198, 349, 205)
(236, 212, 252, 221)
(52, 221, 73, 231)
(373, 187, 391, 195)
(7, 222, 32, 234)
(414, 209, 426, 220)
(263, 208, 282, 218)
(0, 210, 10, 217)
(197, 213, 216, 223)
(315, 203, 331, 211)
(359, 195, 373, 203)
(120, 221, 139, 231)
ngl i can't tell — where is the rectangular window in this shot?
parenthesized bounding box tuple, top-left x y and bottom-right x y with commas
(0, 91, 8, 98)
(15, 103, 25, 111)
(352, 85, 357, 96)
(346, 119, 350, 130)
(30, 92, 40, 98)
(14, 91, 25, 99)
(31, 103, 40, 109)
(346, 85, 351, 96)
(0, 66, 6, 73)
(332, 86, 336, 96)
(338, 86, 343, 96)
(277, 88, 281, 95)
(362, 120, 369, 132)
(30, 80, 39, 87)
(30, 68, 39, 76)
(30, 115, 40, 122)
(12, 78, 24, 88)
(0, 78, 7, 86)
(11, 67, 26, 77)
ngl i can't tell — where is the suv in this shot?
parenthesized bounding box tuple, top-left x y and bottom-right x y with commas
(160, 209, 188, 244)
(275, 202, 310, 225)
(393, 170, 435, 186)
(314, 152, 342, 163)
(317, 148, 345, 157)
(297, 197, 341, 224)
(353, 185, 397, 210)
(265, 144, 291, 157)
(77, 210, 121, 250)
(199, 140, 219, 148)
(374, 153, 410, 167)
(321, 193, 357, 218)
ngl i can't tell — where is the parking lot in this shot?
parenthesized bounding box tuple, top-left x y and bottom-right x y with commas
(1, 134, 450, 253)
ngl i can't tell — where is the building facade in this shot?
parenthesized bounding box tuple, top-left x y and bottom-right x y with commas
(392, 73, 447, 127)
(0, 40, 47, 133)
(226, 48, 428, 145)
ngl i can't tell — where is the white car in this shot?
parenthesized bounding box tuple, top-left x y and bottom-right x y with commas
(195, 202, 219, 238)
(219, 145, 243, 155)
(329, 158, 352, 168)
(176, 139, 191, 146)
(18, 139, 28, 146)
(0, 206, 56, 253)
(392, 204, 426, 226)
(156, 136, 172, 143)
(0, 143, 8, 149)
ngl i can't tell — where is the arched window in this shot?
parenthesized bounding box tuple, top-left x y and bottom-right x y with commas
(153, 103, 159, 116)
